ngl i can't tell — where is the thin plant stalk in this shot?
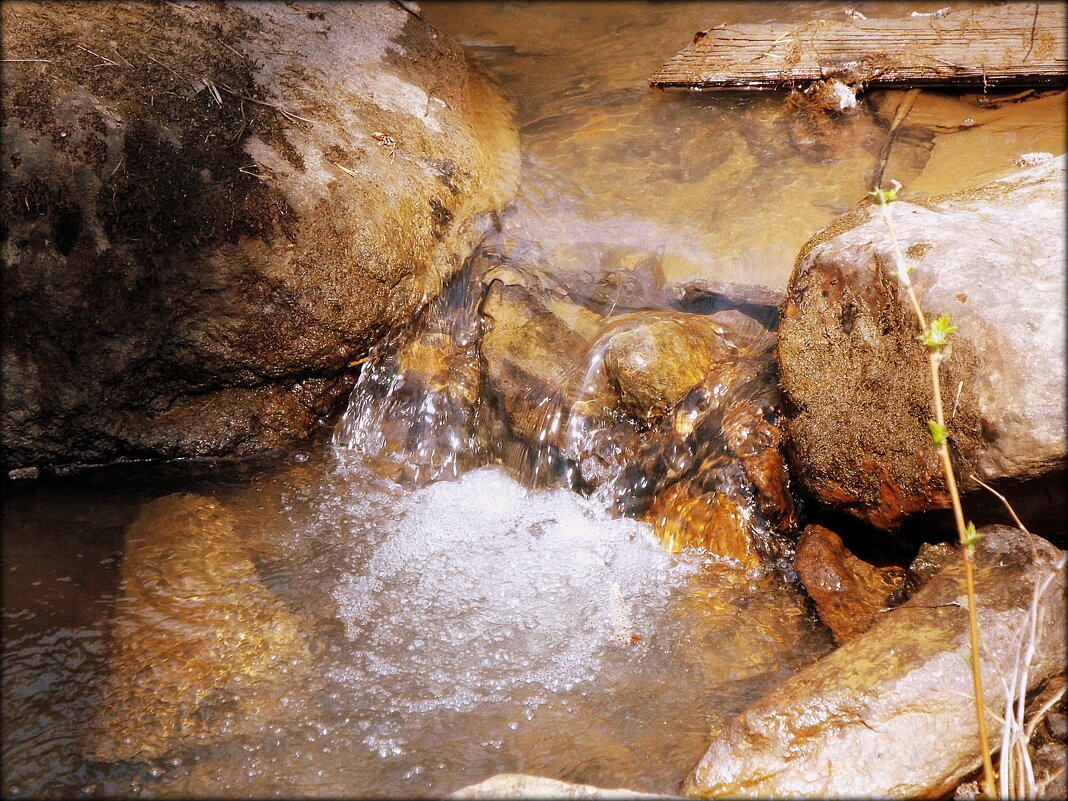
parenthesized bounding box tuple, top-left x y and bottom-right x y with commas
(873, 184, 997, 797)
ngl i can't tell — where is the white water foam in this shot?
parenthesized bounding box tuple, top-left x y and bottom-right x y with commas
(330, 466, 698, 719)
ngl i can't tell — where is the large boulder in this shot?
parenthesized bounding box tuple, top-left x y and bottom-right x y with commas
(1, 1, 518, 470)
(683, 525, 1067, 798)
(777, 156, 1066, 528)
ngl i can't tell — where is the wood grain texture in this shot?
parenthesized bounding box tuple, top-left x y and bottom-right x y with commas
(650, 4, 1067, 90)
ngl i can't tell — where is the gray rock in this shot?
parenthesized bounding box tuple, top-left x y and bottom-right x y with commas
(448, 773, 681, 799)
(683, 525, 1067, 798)
(1, 1, 518, 469)
(777, 156, 1066, 528)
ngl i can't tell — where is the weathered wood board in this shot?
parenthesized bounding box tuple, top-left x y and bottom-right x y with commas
(650, 4, 1067, 90)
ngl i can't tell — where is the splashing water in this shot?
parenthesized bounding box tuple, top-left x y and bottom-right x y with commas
(330, 466, 699, 716)
(333, 261, 488, 487)
(333, 249, 794, 568)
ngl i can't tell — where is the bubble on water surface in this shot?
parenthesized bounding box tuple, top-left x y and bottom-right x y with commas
(331, 466, 698, 714)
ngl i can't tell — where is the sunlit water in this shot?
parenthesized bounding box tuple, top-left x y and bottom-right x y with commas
(421, 0, 952, 292)
(1, 1, 983, 797)
(3, 453, 829, 798)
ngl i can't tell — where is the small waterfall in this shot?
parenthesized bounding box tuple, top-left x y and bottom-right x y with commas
(333, 241, 796, 565)
(333, 259, 487, 486)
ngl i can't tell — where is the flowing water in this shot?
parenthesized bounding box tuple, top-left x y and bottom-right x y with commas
(2, 1, 1010, 797)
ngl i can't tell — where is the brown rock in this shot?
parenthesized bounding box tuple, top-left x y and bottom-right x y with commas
(794, 524, 906, 644)
(87, 493, 309, 762)
(683, 525, 1067, 799)
(1, 1, 518, 469)
(602, 313, 730, 420)
(479, 271, 602, 443)
(721, 400, 798, 534)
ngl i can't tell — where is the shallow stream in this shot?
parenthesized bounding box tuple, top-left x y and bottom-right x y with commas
(1, 1, 1046, 798)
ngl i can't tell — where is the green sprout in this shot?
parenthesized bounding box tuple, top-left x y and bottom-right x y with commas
(869, 179, 902, 206)
(962, 521, 984, 552)
(918, 313, 957, 350)
(928, 420, 947, 445)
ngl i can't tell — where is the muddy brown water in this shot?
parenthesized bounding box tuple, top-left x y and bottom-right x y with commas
(2, 2, 1059, 798)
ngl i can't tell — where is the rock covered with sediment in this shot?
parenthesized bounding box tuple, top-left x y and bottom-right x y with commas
(683, 524, 1067, 799)
(0, 1, 518, 470)
(777, 155, 1066, 528)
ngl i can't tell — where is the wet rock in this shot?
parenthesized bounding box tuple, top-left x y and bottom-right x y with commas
(904, 540, 957, 596)
(602, 313, 732, 421)
(683, 525, 1067, 799)
(87, 493, 309, 762)
(1, 1, 519, 470)
(448, 773, 680, 799)
(778, 156, 1066, 528)
(643, 480, 760, 567)
(721, 400, 798, 535)
(794, 524, 906, 644)
(479, 268, 603, 443)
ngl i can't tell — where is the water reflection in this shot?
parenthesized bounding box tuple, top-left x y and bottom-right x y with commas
(424, 0, 941, 291)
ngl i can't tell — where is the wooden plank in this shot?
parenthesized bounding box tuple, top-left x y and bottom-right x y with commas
(650, 4, 1067, 90)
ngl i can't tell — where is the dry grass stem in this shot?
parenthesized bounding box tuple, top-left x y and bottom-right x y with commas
(876, 190, 997, 796)
(75, 43, 118, 67)
(217, 83, 316, 126)
(332, 162, 359, 178)
(997, 555, 1065, 798)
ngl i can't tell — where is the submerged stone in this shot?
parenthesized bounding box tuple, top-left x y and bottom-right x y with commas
(479, 269, 603, 444)
(683, 525, 1067, 799)
(601, 313, 730, 421)
(643, 480, 760, 567)
(87, 493, 309, 763)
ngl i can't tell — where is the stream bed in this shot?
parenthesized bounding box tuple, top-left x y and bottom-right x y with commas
(3, 448, 831, 798)
(0, 1, 1029, 798)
